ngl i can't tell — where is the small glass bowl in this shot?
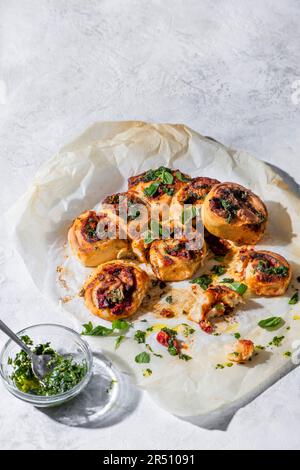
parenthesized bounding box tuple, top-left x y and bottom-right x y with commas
(0, 323, 93, 407)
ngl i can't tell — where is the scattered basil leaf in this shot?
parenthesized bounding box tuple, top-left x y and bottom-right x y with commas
(81, 320, 131, 337)
(175, 171, 191, 182)
(81, 323, 113, 336)
(115, 335, 125, 350)
(135, 352, 151, 364)
(258, 316, 285, 330)
(144, 182, 160, 197)
(160, 169, 174, 185)
(289, 292, 299, 305)
(134, 330, 146, 344)
(222, 281, 248, 295)
(189, 274, 212, 290)
(211, 265, 226, 276)
(111, 319, 132, 331)
(234, 332, 241, 339)
(179, 354, 192, 361)
(221, 278, 235, 283)
(165, 296, 173, 304)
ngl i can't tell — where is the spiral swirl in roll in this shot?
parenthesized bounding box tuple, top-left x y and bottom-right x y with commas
(202, 182, 268, 245)
(234, 248, 291, 296)
(82, 260, 150, 321)
(149, 237, 206, 282)
(68, 210, 129, 267)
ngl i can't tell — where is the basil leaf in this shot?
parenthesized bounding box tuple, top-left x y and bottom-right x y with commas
(230, 282, 248, 295)
(189, 274, 212, 290)
(111, 319, 131, 331)
(81, 319, 131, 337)
(81, 324, 113, 336)
(289, 292, 299, 305)
(211, 265, 226, 276)
(179, 354, 192, 361)
(222, 281, 248, 295)
(135, 352, 151, 364)
(258, 316, 285, 330)
(175, 171, 191, 182)
(144, 182, 160, 197)
(115, 335, 125, 350)
(165, 296, 173, 304)
(221, 278, 235, 283)
(160, 169, 173, 185)
(134, 330, 146, 344)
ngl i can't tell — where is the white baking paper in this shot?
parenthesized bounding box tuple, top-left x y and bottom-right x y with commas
(6, 121, 300, 420)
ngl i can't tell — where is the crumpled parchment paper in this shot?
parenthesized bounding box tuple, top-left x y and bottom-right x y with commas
(6, 121, 300, 419)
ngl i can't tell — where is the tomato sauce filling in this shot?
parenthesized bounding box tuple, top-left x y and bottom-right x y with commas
(165, 241, 196, 260)
(249, 252, 289, 282)
(179, 177, 219, 205)
(209, 186, 265, 224)
(102, 192, 147, 221)
(96, 266, 136, 315)
(204, 230, 231, 256)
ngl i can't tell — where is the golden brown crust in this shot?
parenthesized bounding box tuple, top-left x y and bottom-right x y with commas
(234, 248, 291, 296)
(102, 191, 150, 234)
(128, 167, 191, 211)
(170, 176, 219, 224)
(68, 210, 129, 267)
(82, 260, 150, 321)
(227, 339, 254, 363)
(149, 238, 206, 282)
(201, 182, 268, 245)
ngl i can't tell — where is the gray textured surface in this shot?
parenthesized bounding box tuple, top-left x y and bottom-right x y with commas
(0, 0, 300, 450)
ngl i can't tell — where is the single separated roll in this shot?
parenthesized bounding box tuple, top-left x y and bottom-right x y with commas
(149, 237, 206, 282)
(68, 210, 129, 267)
(201, 182, 268, 245)
(82, 260, 150, 321)
(235, 248, 291, 296)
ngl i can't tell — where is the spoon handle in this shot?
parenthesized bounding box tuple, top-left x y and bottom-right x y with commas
(0, 319, 33, 356)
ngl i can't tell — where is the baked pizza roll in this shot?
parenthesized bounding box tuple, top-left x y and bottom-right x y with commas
(201, 182, 268, 245)
(204, 230, 233, 257)
(128, 167, 191, 211)
(68, 210, 129, 267)
(170, 177, 220, 226)
(227, 339, 254, 363)
(102, 191, 151, 262)
(188, 285, 243, 334)
(102, 191, 150, 237)
(234, 248, 291, 296)
(82, 260, 150, 321)
(149, 237, 206, 282)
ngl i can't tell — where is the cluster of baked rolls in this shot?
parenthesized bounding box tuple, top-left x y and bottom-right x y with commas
(68, 166, 291, 326)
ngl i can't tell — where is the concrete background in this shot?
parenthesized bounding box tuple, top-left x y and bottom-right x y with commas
(0, 0, 300, 449)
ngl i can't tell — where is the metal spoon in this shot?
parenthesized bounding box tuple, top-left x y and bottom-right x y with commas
(0, 319, 54, 381)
